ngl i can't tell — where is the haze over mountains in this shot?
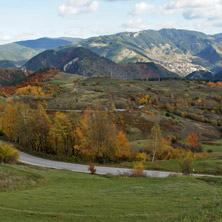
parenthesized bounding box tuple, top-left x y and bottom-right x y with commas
(0, 28, 222, 79)
(0, 37, 82, 66)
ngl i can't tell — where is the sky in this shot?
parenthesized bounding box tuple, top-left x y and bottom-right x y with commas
(0, 0, 222, 44)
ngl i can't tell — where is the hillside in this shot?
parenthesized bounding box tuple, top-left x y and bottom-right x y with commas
(185, 70, 222, 80)
(76, 29, 222, 74)
(0, 68, 28, 87)
(0, 37, 82, 66)
(215, 71, 222, 80)
(185, 70, 214, 80)
(0, 60, 17, 69)
(23, 47, 179, 79)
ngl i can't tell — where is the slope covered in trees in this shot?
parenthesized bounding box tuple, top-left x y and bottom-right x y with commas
(23, 47, 179, 79)
(0, 60, 17, 69)
(0, 68, 28, 87)
(76, 28, 222, 72)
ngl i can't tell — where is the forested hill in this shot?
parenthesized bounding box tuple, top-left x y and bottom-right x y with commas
(0, 69, 28, 87)
(77, 29, 222, 73)
(23, 47, 180, 79)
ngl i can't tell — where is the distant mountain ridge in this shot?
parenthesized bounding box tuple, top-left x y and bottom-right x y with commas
(0, 60, 17, 69)
(1, 28, 222, 75)
(23, 47, 179, 79)
(76, 29, 222, 74)
(0, 37, 83, 66)
(185, 70, 222, 80)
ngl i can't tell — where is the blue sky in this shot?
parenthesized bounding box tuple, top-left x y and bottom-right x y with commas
(0, 0, 222, 44)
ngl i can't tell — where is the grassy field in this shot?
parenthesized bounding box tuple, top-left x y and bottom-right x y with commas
(0, 163, 222, 222)
(118, 142, 222, 175)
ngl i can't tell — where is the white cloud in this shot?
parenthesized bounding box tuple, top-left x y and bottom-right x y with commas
(91, 26, 120, 35)
(0, 31, 36, 45)
(162, 0, 222, 20)
(59, 0, 99, 17)
(122, 18, 149, 32)
(132, 2, 154, 15)
(0, 35, 11, 42)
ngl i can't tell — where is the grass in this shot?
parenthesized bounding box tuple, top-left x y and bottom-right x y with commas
(0, 98, 6, 107)
(130, 139, 148, 151)
(0, 164, 47, 192)
(0, 163, 221, 222)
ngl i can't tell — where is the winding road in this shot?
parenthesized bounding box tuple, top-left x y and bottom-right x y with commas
(18, 151, 209, 178)
(0, 140, 214, 177)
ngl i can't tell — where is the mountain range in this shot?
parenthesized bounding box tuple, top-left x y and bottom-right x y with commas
(77, 29, 222, 74)
(23, 47, 179, 79)
(0, 28, 222, 77)
(0, 37, 82, 66)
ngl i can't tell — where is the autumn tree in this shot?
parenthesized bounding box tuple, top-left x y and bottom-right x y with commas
(31, 104, 51, 152)
(150, 123, 162, 162)
(185, 131, 202, 152)
(75, 108, 131, 163)
(50, 112, 74, 155)
(2, 101, 20, 141)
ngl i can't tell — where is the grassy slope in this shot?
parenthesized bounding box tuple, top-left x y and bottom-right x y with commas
(0, 164, 221, 222)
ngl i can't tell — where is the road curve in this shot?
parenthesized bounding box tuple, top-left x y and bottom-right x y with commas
(18, 151, 209, 178)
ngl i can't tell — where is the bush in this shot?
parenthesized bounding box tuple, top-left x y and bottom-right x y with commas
(88, 165, 96, 174)
(179, 153, 193, 175)
(207, 149, 213, 153)
(165, 112, 171, 117)
(0, 144, 20, 164)
(132, 161, 145, 177)
(135, 152, 147, 162)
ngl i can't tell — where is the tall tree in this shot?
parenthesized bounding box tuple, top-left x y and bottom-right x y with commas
(2, 101, 20, 141)
(50, 112, 73, 155)
(150, 123, 162, 162)
(32, 104, 51, 152)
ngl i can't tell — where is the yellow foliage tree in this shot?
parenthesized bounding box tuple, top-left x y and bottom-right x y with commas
(75, 108, 131, 163)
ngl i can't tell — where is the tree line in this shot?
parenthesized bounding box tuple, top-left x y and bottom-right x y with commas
(1, 102, 131, 163)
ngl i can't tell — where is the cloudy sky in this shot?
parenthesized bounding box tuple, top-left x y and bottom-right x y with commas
(0, 0, 222, 44)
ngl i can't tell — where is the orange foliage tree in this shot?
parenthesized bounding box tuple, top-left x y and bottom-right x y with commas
(75, 108, 131, 163)
(185, 131, 202, 152)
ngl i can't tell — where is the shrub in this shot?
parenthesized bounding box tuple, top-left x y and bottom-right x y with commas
(207, 149, 213, 153)
(132, 161, 145, 177)
(135, 152, 147, 162)
(179, 153, 193, 175)
(94, 86, 104, 92)
(194, 151, 210, 159)
(88, 165, 96, 174)
(165, 112, 171, 117)
(0, 144, 20, 164)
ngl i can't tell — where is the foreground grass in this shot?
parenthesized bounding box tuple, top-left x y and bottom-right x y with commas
(0, 164, 222, 222)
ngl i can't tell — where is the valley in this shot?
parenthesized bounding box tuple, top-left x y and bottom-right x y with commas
(0, 28, 222, 222)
